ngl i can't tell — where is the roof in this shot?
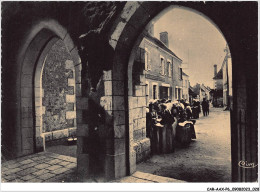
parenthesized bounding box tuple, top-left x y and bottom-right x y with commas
(145, 33, 182, 61)
(182, 71, 189, 77)
(213, 68, 223, 80)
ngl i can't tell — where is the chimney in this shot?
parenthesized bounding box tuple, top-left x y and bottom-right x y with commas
(214, 64, 217, 77)
(146, 23, 154, 36)
(160, 32, 169, 48)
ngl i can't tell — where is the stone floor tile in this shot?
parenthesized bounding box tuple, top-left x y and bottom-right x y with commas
(3, 174, 20, 181)
(19, 162, 38, 170)
(65, 163, 76, 169)
(3, 167, 22, 175)
(46, 159, 63, 165)
(4, 162, 22, 169)
(21, 174, 36, 181)
(32, 169, 50, 176)
(37, 172, 55, 181)
(46, 165, 62, 171)
(19, 159, 34, 165)
(34, 163, 51, 169)
(16, 167, 38, 176)
(51, 167, 69, 175)
(58, 161, 71, 166)
(27, 178, 43, 182)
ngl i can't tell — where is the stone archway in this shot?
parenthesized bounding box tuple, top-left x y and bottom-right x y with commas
(106, 2, 257, 182)
(19, 20, 83, 157)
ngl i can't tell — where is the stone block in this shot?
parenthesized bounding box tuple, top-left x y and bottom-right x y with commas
(22, 128, 33, 138)
(21, 98, 31, 107)
(21, 74, 33, 87)
(138, 118, 146, 129)
(133, 107, 143, 119)
(34, 97, 41, 107)
(76, 97, 88, 110)
(42, 106, 45, 115)
(52, 129, 69, 140)
(21, 87, 32, 98)
(35, 106, 42, 117)
(75, 84, 82, 96)
(22, 117, 33, 128)
(71, 48, 81, 65)
(34, 87, 43, 98)
(66, 95, 75, 103)
(114, 124, 125, 139)
(103, 70, 112, 81)
(77, 154, 90, 180)
(106, 138, 125, 155)
(140, 138, 151, 151)
(129, 123, 134, 142)
(132, 97, 138, 109)
(66, 103, 74, 111)
(142, 128, 147, 138)
(65, 60, 74, 70)
(22, 137, 33, 150)
(142, 106, 147, 118)
(121, 2, 139, 22)
(76, 124, 89, 137)
(113, 110, 125, 126)
(114, 153, 126, 178)
(68, 78, 75, 86)
(100, 96, 112, 111)
(129, 149, 136, 174)
(138, 97, 146, 107)
(113, 81, 124, 96)
(66, 111, 76, 119)
(135, 85, 143, 96)
(113, 96, 125, 110)
(133, 119, 138, 130)
(134, 129, 143, 141)
(104, 81, 112, 96)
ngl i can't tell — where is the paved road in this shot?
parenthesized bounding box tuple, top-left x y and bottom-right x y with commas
(137, 107, 231, 182)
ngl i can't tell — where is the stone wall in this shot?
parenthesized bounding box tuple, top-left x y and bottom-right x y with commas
(42, 40, 76, 141)
(132, 58, 151, 163)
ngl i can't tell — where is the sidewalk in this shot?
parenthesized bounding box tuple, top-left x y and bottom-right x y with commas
(1, 152, 185, 183)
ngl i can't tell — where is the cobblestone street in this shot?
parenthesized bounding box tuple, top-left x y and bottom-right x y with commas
(137, 107, 231, 182)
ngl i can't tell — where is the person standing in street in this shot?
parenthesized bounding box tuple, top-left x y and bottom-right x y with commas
(206, 100, 210, 116)
(201, 98, 208, 116)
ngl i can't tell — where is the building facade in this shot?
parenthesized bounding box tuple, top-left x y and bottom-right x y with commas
(212, 65, 224, 107)
(182, 71, 189, 101)
(132, 28, 182, 162)
(134, 30, 183, 105)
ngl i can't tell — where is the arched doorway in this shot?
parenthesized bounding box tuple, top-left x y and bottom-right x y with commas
(19, 21, 83, 157)
(108, 2, 257, 182)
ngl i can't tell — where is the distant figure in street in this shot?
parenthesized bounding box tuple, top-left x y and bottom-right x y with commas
(201, 98, 208, 116)
(206, 100, 210, 116)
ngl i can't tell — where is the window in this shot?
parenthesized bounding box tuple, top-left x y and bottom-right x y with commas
(179, 67, 183, 80)
(152, 83, 158, 99)
(160, 57, 165, 75)
(144, 48, 150, 70)
(167, 61, 171, 77)
(145, 82, 149, 104)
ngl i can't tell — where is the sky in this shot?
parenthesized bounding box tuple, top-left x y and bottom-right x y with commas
(153, 6, 227, 88)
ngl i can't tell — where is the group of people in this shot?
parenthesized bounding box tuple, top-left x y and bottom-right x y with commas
(146, 98, 193, 139)
(201, 98, 210, 116)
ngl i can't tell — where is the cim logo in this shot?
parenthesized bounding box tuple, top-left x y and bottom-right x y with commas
(238, 160, 258, 168)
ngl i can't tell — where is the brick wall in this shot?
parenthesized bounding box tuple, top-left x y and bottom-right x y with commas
(42, 40, 76, 141)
